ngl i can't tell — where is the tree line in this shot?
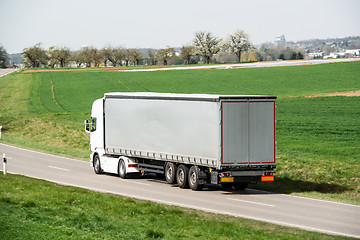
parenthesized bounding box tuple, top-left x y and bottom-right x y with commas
(2, 29, 305, 68)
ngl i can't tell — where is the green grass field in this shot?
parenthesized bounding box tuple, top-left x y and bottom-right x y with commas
(0, 174, 354, 240)
(1, 61, 360, 239)
(0, 61, 359, 204)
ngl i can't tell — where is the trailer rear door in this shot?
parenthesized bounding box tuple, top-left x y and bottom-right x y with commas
(221, 100, 276, 166)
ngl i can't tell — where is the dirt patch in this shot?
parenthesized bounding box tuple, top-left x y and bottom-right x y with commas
(22, 68, 112, 73)
(306, 90, 360, 97)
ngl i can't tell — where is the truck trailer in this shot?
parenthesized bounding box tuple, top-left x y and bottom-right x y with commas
(85, 92, 276, 191)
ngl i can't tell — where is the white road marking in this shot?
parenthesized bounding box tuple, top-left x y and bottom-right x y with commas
(48, 166, 70, 171)
(228, 197, 276, 207)
(120, 179, 151, 186)
(0, 143, 88, 164)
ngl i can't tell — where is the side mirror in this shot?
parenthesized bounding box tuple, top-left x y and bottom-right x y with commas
(84, 119, 90, 133)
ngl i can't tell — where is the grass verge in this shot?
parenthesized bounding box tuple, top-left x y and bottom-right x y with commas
(0, 174, 355, 240)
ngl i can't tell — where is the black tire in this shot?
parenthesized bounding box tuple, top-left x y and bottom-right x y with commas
(176, 164, 189, 189)
(189, 166, 203, 191)
(118, 159, 127, 179)
(234, 182, 248, 191)
(188, 166, 203, 191)
(93, 154, 102, 174)
(165, 162, 177, 184)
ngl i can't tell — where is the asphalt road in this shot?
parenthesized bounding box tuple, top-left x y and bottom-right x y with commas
(1, 143, 359, 238)
(0, 68, 18, 77)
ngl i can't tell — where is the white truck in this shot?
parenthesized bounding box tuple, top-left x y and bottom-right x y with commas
(85, 92, 276, 191)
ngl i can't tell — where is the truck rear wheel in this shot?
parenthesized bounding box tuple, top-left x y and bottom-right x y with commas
(188, 166, 203, 191)
(165, 162, 177, 184)
(118, 159, 127, 179)
(176, 164, 189, 189)
(93, 154, 102, 174)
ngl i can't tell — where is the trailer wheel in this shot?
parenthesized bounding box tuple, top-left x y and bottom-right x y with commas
(234, 182, 248, 191)
(118, 159, 127, 179)
(165, 162, 177, 184)
(93, 154, 102, 174)
(188, 166, 203, 191)
(176, 165, 189, 189)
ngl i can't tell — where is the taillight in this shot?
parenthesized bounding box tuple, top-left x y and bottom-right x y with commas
(264, 172, 273, 176)
(220, 177, 234, 183)
(261, 176, 274, 182)
(128, 164, 138, 168)
(220, 172, 230, 177)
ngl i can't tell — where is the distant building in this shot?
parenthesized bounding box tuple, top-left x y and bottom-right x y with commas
(305, 52, 324, 59)
(345, 49, 360, 56)
(275, 35, 286, 47)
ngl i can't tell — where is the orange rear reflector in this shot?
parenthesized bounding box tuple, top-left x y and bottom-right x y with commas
(220, 177, 234, 183)
(261, 176, 274, 182)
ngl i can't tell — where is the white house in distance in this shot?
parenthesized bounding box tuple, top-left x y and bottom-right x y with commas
(345, 49, 360, 56)
(323, 49, 360, 59)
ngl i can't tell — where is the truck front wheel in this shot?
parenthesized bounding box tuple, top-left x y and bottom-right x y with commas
(93, 154, 102, 174)
(176, 165, 189, 189)
(165, 162, 177, 184)
(118, 159, 127, 179)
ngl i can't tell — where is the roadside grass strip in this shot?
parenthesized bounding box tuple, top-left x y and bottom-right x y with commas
(0, 174, 355, 240)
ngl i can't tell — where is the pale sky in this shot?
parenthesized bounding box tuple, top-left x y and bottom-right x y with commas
(1, 0, 359, 54)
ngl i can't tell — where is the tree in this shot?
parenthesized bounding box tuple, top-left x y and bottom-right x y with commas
(193, 31, 222, 64)
(147, 49, 157, 65)
(91, 47, 102, 67)
(100, 47, 111, 67)
(71, 50, 86, 68)
(0, 45, 9, 68)
(123, 49, 131, 66)
(247, 51, 259, 62)
(46, 46, 58, 68)
(22, 43, 47, 68)
(224, 30, 252, 63)
(180, 45, 195, 64)
(108, 47, 124, 67)
(47, 46, 71, 68)
(79, 46, 93, 67)
(156, 47, 175, 65)
(296, 51, 304, 59)
(129, 49, 143, 66)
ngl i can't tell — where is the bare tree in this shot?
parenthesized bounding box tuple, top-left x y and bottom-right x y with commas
(78, 46, 93, 67)
(147, 48, 157, 65)
(180, 45, 195, 64)
(110, 47, 125, 67)
(71, 50, 86, 67)
(22, 43, 47, 68)
(224, 30, 252, 63)
(129, 49, 143, 66)
(123, 49, 131, 66)
(193, 31, 222, 64)
(156, 47, 175, 65)
(101, 46, 111, 67)
(47, 46, 71, 68)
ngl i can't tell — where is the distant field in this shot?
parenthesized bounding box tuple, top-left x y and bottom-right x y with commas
(0, 61, 359, 204)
